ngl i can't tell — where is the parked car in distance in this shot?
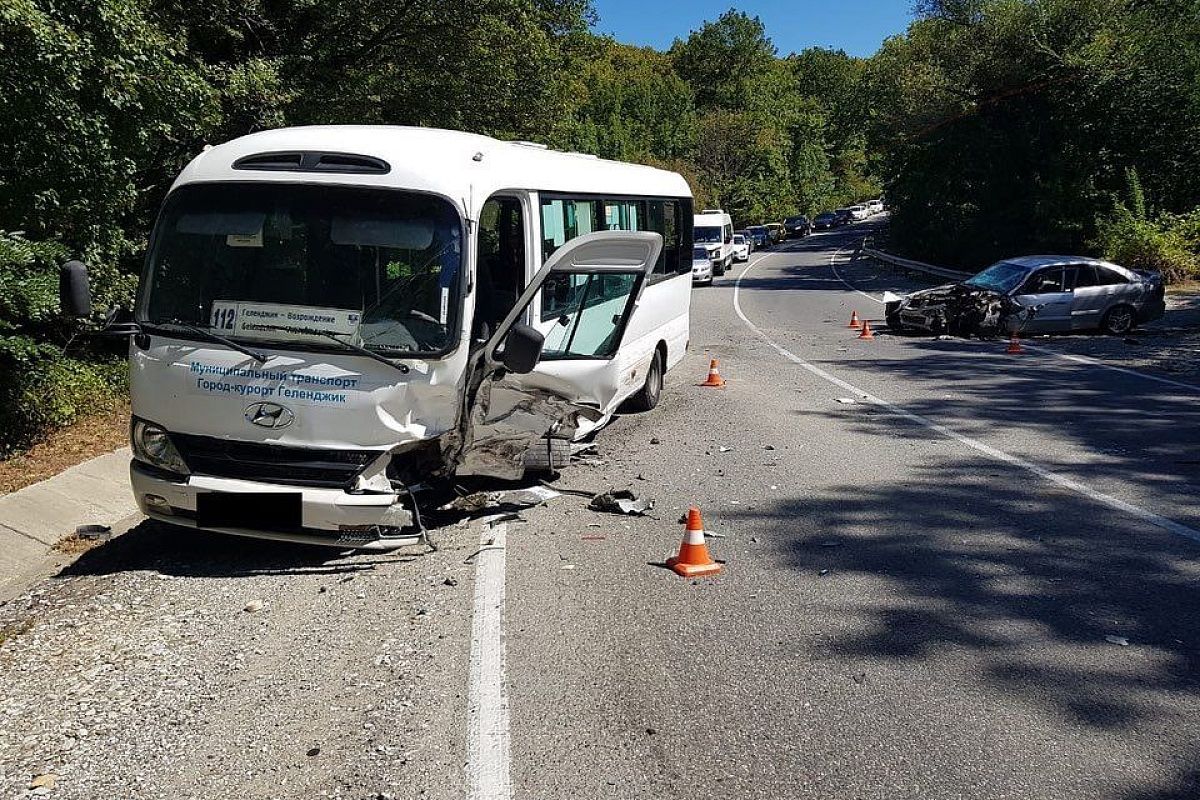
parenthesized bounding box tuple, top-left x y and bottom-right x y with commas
(747, 225, 771, 249)
(885, 256, 1166, 336)
(735, 229, 755, 254)
(813, 212, 838, 230)
(849, 205, 870, 221)
(834, 209, 854, 226)
(732, 234, 751, 262)
(867, 199, 884, 215)
(691, 245, 714, 285)
(784, 215, 811, 238)
(765, 223, 786, 245)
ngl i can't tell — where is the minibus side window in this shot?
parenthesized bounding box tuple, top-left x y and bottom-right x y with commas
(476, 196, 525, 341)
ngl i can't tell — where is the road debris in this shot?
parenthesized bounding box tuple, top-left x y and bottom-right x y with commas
(1105, 635, 1131, 647)
(719, 446, 733, 452)
(439, 485, 561, 513)
(588, 489, 654, 516)
(243, 599, 264, 613)
(75, 524, 112, 541)
(835, 398, 857, 405)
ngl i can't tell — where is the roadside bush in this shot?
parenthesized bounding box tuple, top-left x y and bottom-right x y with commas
(0, 354, 129, 457)
(1094, 175, 1200, 283)
(0, 231, 131, 455)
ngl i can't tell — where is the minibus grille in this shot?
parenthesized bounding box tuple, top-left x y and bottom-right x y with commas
(172, 434, 380, 489)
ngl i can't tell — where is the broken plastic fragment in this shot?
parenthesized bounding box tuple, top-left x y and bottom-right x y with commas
(588, 489, 654, 516)
(1105, 635, 1130, 647)
(439, 485, 561, 513)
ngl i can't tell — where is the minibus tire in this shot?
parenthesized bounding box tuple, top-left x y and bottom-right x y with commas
(523, 437, 571, 473)
(626, 351, 663, 412)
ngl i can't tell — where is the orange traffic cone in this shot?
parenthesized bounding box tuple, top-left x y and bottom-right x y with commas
(858, 320, 875, 340)
(848, 310, 862, 329)
(666, 507, 722, 578)
(699, 358, 726, 387)
(1006, 331, 1023, 354)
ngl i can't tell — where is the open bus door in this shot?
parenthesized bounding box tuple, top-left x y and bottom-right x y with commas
(448, 231, 662, 479)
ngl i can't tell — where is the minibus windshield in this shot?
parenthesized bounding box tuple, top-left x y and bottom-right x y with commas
(138, 183, 463, 355)
(694, 226, 723, 243)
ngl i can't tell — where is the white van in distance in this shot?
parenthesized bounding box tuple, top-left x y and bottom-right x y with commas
(60, 126, 695, 549)
(693, 209, 733, 276)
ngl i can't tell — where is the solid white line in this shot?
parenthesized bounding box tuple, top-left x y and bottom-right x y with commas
(831, 247, 1200, 395)
(467, 522, 511, 800)
(733, 254, 1200, 545)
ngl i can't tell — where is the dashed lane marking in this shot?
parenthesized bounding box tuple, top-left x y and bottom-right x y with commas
(733, 251, 1200, 545)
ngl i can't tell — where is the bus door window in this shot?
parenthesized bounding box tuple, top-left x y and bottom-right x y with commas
(475, 196, 526, 341)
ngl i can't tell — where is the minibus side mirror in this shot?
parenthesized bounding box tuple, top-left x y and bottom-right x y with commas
(59, 260, 92, 318)
(499, 322, 544, 374)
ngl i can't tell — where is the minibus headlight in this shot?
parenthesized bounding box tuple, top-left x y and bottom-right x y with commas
(131, 420, 190, 476)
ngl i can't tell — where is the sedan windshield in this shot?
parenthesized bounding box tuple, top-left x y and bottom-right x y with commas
(964, 261, 1029, 294)
(694, 226, 723, 243)
(138, 183, 463, 355)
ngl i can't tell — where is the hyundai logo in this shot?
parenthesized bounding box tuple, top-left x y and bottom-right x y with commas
(244, 402, 294, 429)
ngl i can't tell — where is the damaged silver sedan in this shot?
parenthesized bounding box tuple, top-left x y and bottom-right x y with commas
(885, 256, 1166, 337)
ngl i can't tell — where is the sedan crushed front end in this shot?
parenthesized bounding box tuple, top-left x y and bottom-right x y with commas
(885, 284, 1025, 337)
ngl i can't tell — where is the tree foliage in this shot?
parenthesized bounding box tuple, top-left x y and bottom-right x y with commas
(5, 0, 1197, 450)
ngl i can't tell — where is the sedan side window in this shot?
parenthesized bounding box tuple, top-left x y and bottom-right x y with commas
(1019, 268, 1064, 295)
(1068, 265, 1098, 289)
(1096, 267, 1128, 285)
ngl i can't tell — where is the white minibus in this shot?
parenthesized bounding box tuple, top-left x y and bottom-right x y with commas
(60, 126, 694, 549)
(692, 209, 733, 276)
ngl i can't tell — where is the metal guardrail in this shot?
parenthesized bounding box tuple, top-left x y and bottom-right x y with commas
(858, 237, 972, 282)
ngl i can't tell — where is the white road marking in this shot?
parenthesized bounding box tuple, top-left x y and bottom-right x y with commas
(830, 247, 1200, 396)
(467, 522, 511, 800)
(733, 254, 1200, 545)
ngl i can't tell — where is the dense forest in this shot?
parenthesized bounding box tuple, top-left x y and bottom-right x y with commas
(0, 0, 1197, 451)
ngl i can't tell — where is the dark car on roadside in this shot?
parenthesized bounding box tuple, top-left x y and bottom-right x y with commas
(833, 209, 854, 226)
(747, 225, 771, 249)
(813, 212, 838, 230)
(783, 215, 811, 238)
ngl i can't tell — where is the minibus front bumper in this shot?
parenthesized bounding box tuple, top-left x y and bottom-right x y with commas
(130, 461, 417, 550)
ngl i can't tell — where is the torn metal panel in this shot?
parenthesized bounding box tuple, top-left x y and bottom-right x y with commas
(450, 376, 604, 480)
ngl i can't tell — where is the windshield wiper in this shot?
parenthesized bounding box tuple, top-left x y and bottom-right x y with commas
(149, 319, 268, 363)
(253, 324, 410, 375)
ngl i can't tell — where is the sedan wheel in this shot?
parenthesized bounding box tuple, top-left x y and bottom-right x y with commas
(1101, 305, 1136, 335)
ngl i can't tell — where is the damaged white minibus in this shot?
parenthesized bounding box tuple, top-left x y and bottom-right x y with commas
(60, 126, 694, 549)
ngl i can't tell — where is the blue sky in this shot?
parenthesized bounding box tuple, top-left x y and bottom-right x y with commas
(590, 1, 915, 57)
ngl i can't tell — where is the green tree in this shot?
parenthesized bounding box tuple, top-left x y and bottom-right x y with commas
(669, 9, 776, 112)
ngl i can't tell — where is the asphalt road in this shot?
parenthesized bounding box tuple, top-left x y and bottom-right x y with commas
(2, 223, 1198, 799)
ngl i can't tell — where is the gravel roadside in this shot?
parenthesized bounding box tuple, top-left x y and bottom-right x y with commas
(0, 521, 477, 799)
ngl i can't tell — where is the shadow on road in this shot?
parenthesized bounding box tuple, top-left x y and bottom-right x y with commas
(804, 345, 1200, 521)
(56, 519, 415, 579)
(735, 458, 1200, 798)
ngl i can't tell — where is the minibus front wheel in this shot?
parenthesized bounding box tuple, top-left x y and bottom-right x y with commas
(626, 350, 663, 412)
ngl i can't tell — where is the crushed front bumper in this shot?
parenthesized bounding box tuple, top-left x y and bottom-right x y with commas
(130, 461, 417, 550)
